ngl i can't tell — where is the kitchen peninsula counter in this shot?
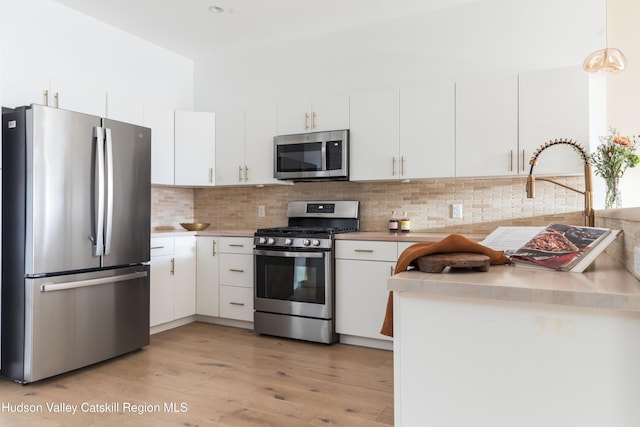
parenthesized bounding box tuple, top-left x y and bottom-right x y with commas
(390, 255, 640, 427)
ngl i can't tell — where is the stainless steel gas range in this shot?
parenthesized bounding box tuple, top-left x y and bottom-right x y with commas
(253, 200, 360, 344)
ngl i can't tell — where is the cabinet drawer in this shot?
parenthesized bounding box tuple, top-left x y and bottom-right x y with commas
(335, 240, 398, 262)
(150, 237, 174, 257)
(219, 286, 253, 321)
(219, 237, 254, 254)
(219, 253, 253, 287)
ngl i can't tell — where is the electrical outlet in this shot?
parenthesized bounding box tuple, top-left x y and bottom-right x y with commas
(451, 203, 463, 219)
(258, 205, 266, 217)
(634, 247, 640, 276)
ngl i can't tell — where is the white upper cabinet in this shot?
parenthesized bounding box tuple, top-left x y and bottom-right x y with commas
(276, 95, 349, 135)
(215, 109, 245, 185)
(144, 102, 175, 186)
(1, 71, 106, 117)
(216, 103, 285, 186)
(174, 110, 216, 186)
(349, 89, 400, 181)
(244, 103, 281, 185)
(518, 66, 603, 176)
(399, 82, 455, 179)
(106, 91, 144, 125)
(455, 75, 519, 177)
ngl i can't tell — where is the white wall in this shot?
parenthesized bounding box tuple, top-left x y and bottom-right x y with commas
(0, 0, 193, 110)
(194, 0, 605, 111)
(606, 0, 640, 208)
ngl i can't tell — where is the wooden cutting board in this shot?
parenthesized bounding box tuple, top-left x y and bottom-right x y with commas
(416, 252, 490, 273)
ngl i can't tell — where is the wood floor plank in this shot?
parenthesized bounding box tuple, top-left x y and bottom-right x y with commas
(0, 322, 393, 426)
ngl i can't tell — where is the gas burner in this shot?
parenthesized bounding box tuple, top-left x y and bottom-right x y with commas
(255, 226, 357, 236)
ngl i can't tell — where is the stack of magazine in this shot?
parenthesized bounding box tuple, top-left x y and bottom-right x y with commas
(481, 223, 621, 273)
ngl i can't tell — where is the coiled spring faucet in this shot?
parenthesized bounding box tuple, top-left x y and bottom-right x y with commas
(526, 138, 594, 227)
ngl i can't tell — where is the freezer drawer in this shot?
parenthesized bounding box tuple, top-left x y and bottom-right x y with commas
(20, 265, 150, 383)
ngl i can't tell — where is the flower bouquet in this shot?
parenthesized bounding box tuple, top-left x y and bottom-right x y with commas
(590, 128, 640, 208)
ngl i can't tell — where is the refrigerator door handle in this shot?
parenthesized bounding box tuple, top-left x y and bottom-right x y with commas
(93, 126, 105, 256)
(40, 271, 148, 292)
(104, 128, 114, 255)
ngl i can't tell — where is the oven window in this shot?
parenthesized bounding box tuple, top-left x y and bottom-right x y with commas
(277, 142, 323, 172)
(256, 254, 326, 304)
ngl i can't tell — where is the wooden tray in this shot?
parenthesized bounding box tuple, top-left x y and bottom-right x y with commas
(416, 252, 490, 273)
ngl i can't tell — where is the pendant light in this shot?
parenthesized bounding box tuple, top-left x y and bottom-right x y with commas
(583, 0, 627, 73)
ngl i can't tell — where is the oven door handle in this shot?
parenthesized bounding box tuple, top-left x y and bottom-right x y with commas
(254, 249, 325, 258)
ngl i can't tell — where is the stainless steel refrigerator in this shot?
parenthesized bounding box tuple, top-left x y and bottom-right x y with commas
(1, 104, 151, 383)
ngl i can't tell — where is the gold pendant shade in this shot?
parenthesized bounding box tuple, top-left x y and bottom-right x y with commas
(583, 47, 627, 73)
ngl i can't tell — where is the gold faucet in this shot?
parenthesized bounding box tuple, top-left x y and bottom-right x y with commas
(525, 138, 594, 227)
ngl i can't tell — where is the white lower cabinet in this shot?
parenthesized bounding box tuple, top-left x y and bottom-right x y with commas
(218, 237, 254, 321)
(150, 236, 196, 327)
(173, 236, 197, 319)
(219, 286, 254, 322)
(335, 240, 399, 342)
(196, 236, 220, 317)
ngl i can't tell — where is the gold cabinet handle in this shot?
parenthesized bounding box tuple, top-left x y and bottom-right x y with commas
(54, 92, 59, 108)
(244, 166, 249, 182)
(392, 157, 397, 176)
(150, 246, 164, 250)
(510, 150, 514, 172)
(209, 168, 213, 183)
(354, 249, 374, 253)
(390, 266, 394, 276)
(229, 302, 245, 306)
(312, 111, 317, 129)
(229, 244, 244, 247)
(522, 150, 526, 172)
(170, 258, 175, 275)
(44, 89, 49, 106)
(212, 240, 217, 256)
(238, 166, 243, 182)
(229, 268, 244, 273)
(401, 156, 406, 176)
(305, 112, 309, 130)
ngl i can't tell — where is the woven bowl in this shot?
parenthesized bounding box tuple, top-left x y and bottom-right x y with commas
(180, 222, 211, 231)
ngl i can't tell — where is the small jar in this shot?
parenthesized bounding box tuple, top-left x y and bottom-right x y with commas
(389, 210, 399, 233)
(400, 211, 411, 233)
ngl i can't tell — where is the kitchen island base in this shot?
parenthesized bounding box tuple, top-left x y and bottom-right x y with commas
(392, 291, 640, 427)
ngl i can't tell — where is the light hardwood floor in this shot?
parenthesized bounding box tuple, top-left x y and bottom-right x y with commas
(0, 322, 394, 426)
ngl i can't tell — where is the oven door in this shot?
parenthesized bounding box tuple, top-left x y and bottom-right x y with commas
(254, 248, 332, 319)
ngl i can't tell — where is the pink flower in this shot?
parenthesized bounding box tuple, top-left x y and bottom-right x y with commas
(613, 135, 632, 147)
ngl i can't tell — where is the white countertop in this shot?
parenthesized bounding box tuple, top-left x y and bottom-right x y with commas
(389, 254, 640, 312)
(151, 229, 255, 238)
(335, 231, 485, 242)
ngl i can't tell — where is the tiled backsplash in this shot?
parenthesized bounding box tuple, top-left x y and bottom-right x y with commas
(151, 185, 194, 229)
(152, 176, 586, 233)
(596, 208, 640, 280)
(152, 178, 638, 279)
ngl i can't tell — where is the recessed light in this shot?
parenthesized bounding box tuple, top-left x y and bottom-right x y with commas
(208, 5, 224, 13)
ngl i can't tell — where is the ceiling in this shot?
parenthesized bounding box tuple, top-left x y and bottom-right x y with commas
(52, 0, 479, 59)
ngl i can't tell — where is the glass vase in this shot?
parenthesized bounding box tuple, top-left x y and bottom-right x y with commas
(604, 177, 622, 209)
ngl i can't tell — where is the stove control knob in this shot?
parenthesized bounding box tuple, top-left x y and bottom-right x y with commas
(312, 239, 321, 247)
(283, 238, 293, 245)
(267, 237, 276, 245)
(258, 237, 267, 245)
(303, 239, 311, 246)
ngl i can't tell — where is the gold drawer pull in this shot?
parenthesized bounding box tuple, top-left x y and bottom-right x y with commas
(229, 269, 245, 273)
(229, 244, 244, 247)
(150, 246, 165, 250)
(229, 302, 245, 306)
(354, 249, 374, 253)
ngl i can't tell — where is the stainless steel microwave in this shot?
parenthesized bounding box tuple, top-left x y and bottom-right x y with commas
(274, 129, 349, 181)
